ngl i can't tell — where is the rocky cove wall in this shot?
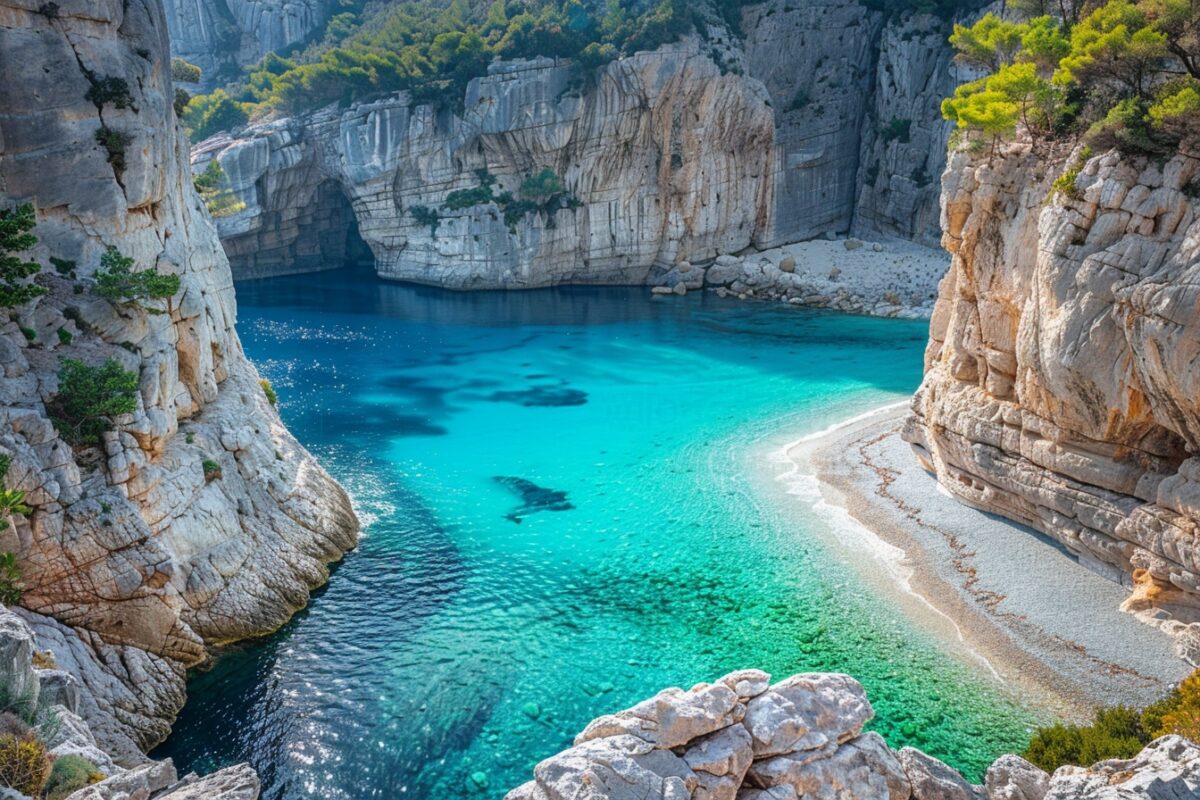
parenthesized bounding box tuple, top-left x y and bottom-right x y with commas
(904, 143, 1200, 659)
(194, 0, 971, 289)
(503, 667, 1200, 799)
(0, 0, 357, 770)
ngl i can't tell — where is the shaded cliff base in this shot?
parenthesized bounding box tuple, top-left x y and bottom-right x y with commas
(649, 236, 947, 319)
(780, 406, 1192, 721)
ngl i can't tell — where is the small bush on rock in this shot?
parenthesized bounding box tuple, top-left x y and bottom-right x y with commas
(260, 378, 278, 407)
(94, 248, 180, 313)
(48, 358, 139, 446)
(202, 459, 222, 482)
(44, 754, 103, 800)
(0, 203, 47, 309)
(94, 126, 132, 175)
(0, 733, 50, 796)
(0, 553, 21, 606)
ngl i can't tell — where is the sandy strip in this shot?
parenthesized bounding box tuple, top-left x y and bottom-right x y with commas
(774, 405, 1191, 721)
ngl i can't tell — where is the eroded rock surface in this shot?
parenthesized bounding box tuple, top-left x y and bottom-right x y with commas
(505, 668, 1199, 800)
(904, 142, 1200, 658)
(0, 0, 357, 764)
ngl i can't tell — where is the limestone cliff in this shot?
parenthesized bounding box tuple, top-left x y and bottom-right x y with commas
(194, 1, 968, 288)
(0, 0, 358, 764)
(163, 0, 334, 88)
(904, 142, 1200, 658)
(504, 667, 1200, 799)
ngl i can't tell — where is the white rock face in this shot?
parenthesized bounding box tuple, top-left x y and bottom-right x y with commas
(194, 2, 968, 290)
(0, 0, 358, 763)
(904, 142, 1200, 649)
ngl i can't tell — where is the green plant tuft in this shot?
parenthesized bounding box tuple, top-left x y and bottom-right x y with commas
(44, 753, 103, 800)
(0, 733, 49, 796)
(47, 358, 139, 447)
(260, 378, 278, 407)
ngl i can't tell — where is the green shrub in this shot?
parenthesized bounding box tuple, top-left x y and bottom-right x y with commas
(193, 160, 247, 218)
(94, 126, 132, 174)
(174, 88, 192, 117)
(1025, 667, 1200, 772)
(880, 117, 913, 144)
(19, 327, 35, 342)
(56, 327, 71, 346)
(181, 90, 248, 143)
(1024, 706, 1147, 773)
(1049, 146, 1092, 201)
(49, 257, 75, 277)
(409, 205, 440, 236)
(201, 459, 222, 481)
(94, 247, 181, 313)
(0, 734, 50, 796)
(0, 553, 22, 606)
(170, 57, 202, 84)
(260, 378, 278, 407)
(44, 754, 103, 800)
(48, 358, 139, 446)
(0, 453, 32, 536)
(0, 203, 47, 309)
(788, 90, 811, 112)
(85, 75, 133, 110)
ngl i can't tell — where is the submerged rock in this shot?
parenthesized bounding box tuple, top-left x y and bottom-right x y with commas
(494, 477, 575, 523)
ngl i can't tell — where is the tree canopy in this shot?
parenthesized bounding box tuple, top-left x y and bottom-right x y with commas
(943, 0, 1200, 154)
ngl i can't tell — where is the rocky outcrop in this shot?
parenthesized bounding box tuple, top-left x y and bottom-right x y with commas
(504, 668, 1200, 799)
(163, 0, 334, 87)
(904, 142, 1200, 656)
(0, 609, 257, 799)
(0, 0, 357, 765)
(195, 1, 968, 289)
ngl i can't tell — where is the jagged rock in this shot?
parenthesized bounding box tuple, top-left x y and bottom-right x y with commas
(983, 754, 1049, 800)
(899, 747, 985, 800)
(0, 0, 358, 763)
(905, 140, 1200, 617)
(575, 680, 745, 749)
(156, 763, 261, 799)
(742, 673, 872, 758)
(1043, 736, 1200, 799)
(64, 760, 178, 800)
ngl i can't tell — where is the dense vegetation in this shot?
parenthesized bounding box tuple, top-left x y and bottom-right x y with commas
(48, 359, 140, 447)
(1024, 668, 1200, 772)
(943, 0, 1200, 156)
(182, 0, 751, 140)
(0, 205, 46, 309)
(193, 160, 247, 218)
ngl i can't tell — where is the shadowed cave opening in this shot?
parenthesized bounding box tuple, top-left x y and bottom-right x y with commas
(226, 179, 372, 279)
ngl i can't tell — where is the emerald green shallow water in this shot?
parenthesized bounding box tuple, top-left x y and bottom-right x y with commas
(155, 269, 1040, 798)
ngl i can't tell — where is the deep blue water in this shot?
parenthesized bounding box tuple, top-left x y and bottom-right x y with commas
(154, 268, 1038, 798)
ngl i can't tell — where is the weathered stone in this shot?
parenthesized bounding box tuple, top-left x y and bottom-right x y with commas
(984, 755, 1049, 800)
(742, 673, 872, 757)
(575, 679, 744, 749)
(1043, 736, 1200, 799)
(898, 747, 984, 800)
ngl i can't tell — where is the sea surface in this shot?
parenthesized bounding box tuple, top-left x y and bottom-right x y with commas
(155, 268, 1041, 798)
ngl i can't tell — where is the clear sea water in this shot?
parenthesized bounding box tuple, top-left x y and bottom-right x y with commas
(154, 267, 1041, 798)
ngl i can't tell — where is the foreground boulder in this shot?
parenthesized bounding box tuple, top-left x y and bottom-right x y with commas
(506, 670, 1200, 800)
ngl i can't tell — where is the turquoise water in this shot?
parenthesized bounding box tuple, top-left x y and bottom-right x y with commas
(155, 268, 1040, 798)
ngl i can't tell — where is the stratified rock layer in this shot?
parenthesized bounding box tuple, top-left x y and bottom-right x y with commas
(504, 669, 1200, 799)
(0, 0, 358, 762)
(195, 2, 967, 287)
(904, 143, 1200, 653)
